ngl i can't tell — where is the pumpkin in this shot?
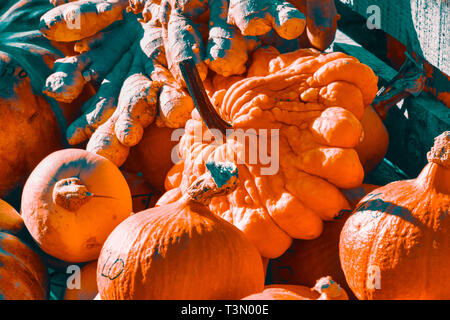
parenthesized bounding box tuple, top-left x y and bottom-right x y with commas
(21, 148, 133, 263)
(0, 199, 48, 300)
(64, 260, 98, 300)
(269, 183, 379, 299)
(121, 170, 160, 213)
(340, 131, 450, 300)
(159, 49, 379, 259)
(97, 162, 265, 300)
(121, 123, 180, 193)
(243, 276, 348, 300)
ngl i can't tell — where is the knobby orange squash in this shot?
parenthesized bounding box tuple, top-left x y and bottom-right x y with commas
(160, 50, 379, 259)
(21, 149, 133, 263)
(340, 131, 450, 299)
(0, 199, 48, 300)
(243, 276, 348, 300)
(97, 162, 265, 300)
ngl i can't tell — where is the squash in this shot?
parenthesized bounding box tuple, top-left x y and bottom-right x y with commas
(97, 162, 265, 300)
(0, 199, 48, 300)
(121, 123, 180, 193)
(21, 149, 133, 263)
(243, 276, 348, 300)
(340, 131, 450, 299)
(160, 50, 379, 259)
(64, 260, 98, 300)
(269, 183, 379, 299)
(121, 170, 160, 213)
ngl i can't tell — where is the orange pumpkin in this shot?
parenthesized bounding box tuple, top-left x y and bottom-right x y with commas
(0, 52, 63, 205)
(160, 50, 379, 259)
(269, 183, 379, 299)
(243, 276, 348, 300)
(121, 170, 160, 213)
(21, 149, 133, 263)
(340, 131, 450, 299)
(0, 199, 48, 300)
(64, 260, 98, 300)
(97, 162, 265, 300)
(122, 123, 180, 193)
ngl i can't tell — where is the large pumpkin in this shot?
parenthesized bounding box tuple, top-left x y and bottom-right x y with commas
(0, 199, 48, 300)
(97, 162, 265, 300)
(21, 149, 133, 263)
(340, 131, 450, 299)
(159, 49, 379, 259)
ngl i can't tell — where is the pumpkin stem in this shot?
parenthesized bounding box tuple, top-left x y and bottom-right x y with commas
(52, 177, 93, 211)
(427, 131, 450, 168)
(312, 276, 344, 300)
(372, 52, 426, 120)
(178, 58, 232, 136)
(186, 162, 239, 205)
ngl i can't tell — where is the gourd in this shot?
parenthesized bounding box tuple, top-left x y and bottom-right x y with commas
(340, 131, 450, 300)
(159, 50, 379, 259)
(97, 162, 265, 300)
(21, 148, 133, 263)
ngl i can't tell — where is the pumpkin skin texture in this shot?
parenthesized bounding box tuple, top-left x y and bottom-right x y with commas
(97, 162, 265, 300)
(64, 260, 98, 300)
(163, 49, 379, 259)
(0, 53, 63, 204)
(0, 199, 48, 300)
(21, 149, 133, 263)
(243, 276, 348, 300)
(340, 131, 450, 300)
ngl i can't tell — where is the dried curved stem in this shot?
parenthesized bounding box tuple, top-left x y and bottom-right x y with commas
(178, 58, 232, 136)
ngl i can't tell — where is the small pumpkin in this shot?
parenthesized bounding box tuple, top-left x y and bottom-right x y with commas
(340, 131, 450, 299)
(121, 123, 180, 193)
(97, 162, 265, 300)
(0, 199, 48, 300)
(243, 276, 348, 300)
(64, 260, 98, 300)
(21, 148, 133, 263)
(121, 170, 160, 213)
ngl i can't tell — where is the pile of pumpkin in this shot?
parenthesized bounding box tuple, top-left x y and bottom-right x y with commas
(0, 0, 449, 301)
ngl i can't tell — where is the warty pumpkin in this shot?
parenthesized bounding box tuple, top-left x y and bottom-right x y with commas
(97, 162, 265, 300)
(0, 199, 49, 300)
(0, 0, 66, 205)
(243, 276, 348, 300)
(340, 131, 450, 300)
(159, 49, 379, 259)
(21, 148, 133, 263)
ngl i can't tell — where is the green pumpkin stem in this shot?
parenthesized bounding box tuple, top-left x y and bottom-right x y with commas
(186, 162, 238, 205)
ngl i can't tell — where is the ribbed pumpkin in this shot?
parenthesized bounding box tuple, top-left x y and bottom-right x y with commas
(340, 131, 450, 299)
(21, 149, 133, 263)
(243, 276, 348, 300)
(0, 199, 48, 300)
(97, 162, 265, 300)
